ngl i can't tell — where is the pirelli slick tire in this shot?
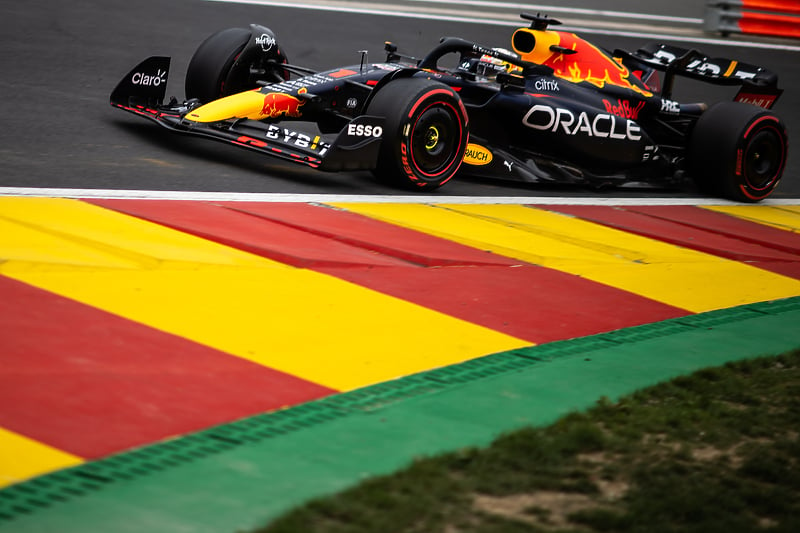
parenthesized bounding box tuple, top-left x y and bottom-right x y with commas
(367, 77, 469, 190)
(185, 27, 288, 103)
(688, 102, 787, 202)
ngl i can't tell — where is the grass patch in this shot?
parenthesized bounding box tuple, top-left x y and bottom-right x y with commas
(251, 350, 800, 533)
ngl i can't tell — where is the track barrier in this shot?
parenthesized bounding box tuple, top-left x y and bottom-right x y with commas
(705, 1, 800, 38)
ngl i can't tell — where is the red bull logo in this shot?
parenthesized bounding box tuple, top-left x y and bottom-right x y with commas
(603, 98, 646, 120)
(512, 29, 652, 97)
(260, 92, 305, 119)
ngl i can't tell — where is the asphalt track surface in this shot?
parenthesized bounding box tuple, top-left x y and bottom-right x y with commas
(2, 2, 800, 532)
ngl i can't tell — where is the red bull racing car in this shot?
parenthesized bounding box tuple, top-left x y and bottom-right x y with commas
(110, 13, 788, 202)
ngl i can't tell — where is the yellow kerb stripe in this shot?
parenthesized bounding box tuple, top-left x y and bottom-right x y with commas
(0, 427, 83, 489)
(0, 198, 528, 391)
(332, 203, 800, 313)
(704, 205, 800, 233)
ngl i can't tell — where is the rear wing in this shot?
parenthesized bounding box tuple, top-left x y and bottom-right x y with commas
(615, 43, 782, 109)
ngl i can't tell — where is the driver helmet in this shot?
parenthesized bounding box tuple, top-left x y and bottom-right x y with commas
(474, 48, 521, 79)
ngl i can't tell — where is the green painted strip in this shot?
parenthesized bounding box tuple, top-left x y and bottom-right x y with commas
(2, 297, 800, 533)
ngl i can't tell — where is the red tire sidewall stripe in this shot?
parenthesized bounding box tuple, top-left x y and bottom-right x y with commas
(407, 88, 456, 119)
(738, 115, 787, 199)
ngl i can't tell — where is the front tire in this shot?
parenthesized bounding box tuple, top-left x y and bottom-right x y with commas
(366, 77, 469, 190)
(688, 102, 788, 202)
(185, 26, 288, 103)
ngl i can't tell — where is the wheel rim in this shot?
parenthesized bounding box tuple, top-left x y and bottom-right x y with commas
(744, 129, 783, 191)
(410, 107, 460, 176)
(424, 126, 440, 151)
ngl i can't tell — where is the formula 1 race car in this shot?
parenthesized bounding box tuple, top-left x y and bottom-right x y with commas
(110, 13, 788, 202)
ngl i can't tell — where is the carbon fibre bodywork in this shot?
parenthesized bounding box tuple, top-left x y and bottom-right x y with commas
(110, 14, 788, 200)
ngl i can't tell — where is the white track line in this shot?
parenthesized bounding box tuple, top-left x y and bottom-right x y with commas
(407, 0, 703, 25)
(2, 187, 799, 205)
(201, 0, 800, 51)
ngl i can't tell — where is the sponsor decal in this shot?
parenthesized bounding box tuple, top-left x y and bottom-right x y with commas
(732, 69, 757, 80)
(642, 144, 658, 162)
(346, 123, 383, 137)
(260, 92, 305, 118)
(691, 60, 721, 76)
(237, 136, 269, 148)
(267, 72, 361, 94)
(346, 98, 358, 109)
(401, 141, 415, 181)
(254, 125, 330, 155)
(653, 50, 757, 81)
(236, 134, 327, 159)
(522, 104, 641, 141)
(256, 34, 276, 52)
(515, 30, 652, 97)
(328, 69, 358, 79)
(661, 99, 680, 114)
(463, 143, 493, 166)
(504, 160, 514, 172)
(534, 78, 559, 92)
(132, 69, 167, 87)
(735, 93, 778, 109)
(372, 63, 402, 71)
(603, 99, 645, 120)
(265, 125, 310, 145)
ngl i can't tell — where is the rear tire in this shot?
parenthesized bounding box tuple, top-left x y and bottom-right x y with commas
(185, 27, 288, 103)
(688, 102, 787, 202)
(366, 77, 469, 190)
